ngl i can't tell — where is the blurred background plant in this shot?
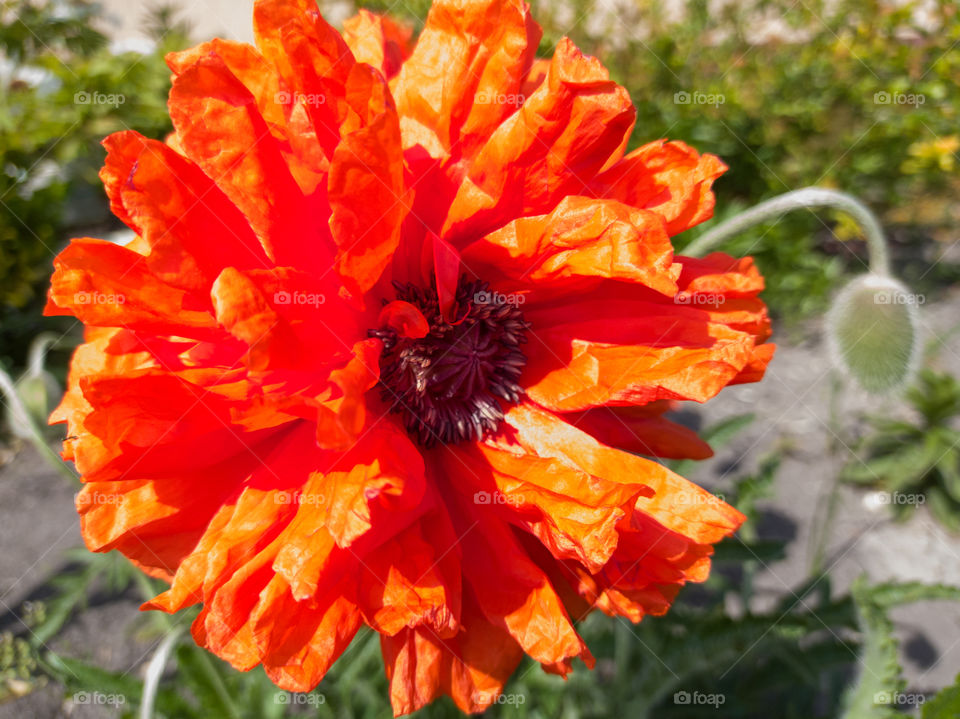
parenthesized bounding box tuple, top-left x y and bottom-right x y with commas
(0, 0, 188, 373)
(842, 367, 960, 530)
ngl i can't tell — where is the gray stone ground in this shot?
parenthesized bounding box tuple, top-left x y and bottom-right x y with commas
(2, 290, 960, 717)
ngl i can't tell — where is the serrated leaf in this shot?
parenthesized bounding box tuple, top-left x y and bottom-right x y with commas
(840, 579, 908, 719)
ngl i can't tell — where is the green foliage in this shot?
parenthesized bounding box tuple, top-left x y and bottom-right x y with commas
(841, 579, 909, 719)
(0, 0, 189, 368)
(840, 579, 960, 719)
(923, 673, 960, 719)
(0, 631, 42, 702)
(841, 368, 960, 530)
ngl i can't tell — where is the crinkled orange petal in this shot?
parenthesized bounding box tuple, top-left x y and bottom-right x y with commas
(391, 0, 541, 159)
(461, 196, 679, 296)
(357, 507, 461, 637)
(438, 433, 652, 573)
(502, 403, 744, 544)
(441, 37, 635, 245)
(167, 38, 328, 194)
(311, 416, 426, 548)
(589, 139, 727, 235)
(454, 508, 590, 670)
(519, 252, 772, 411)
(145, 422, 320, 614)
(328, 63, 408, 295)
(100, 130, 269, 291)
(523, 300, 764, 410)
(382, 589, 525, 715)
(253, 0, 357, 158)
(258, 589, 362, 691)
(342, 9, 413, 80)
(168, 52, 334, 272)
(45, 239, 217, 336)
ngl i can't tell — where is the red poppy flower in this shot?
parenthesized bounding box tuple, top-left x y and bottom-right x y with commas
(46, 0, 773, 713)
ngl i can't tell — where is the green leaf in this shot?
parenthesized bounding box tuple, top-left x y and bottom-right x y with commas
(927, 486, 960, 533)
(923, 673, 960, 718)
(840, 579, 908, 719)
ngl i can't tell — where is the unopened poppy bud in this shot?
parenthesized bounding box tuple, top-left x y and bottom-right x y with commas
(826, 273, 920, 393)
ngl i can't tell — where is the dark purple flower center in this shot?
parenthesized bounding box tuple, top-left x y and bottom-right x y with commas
(369, 277, 530, 447)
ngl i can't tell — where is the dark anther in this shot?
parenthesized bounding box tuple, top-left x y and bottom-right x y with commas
(367, 276, 530, 447)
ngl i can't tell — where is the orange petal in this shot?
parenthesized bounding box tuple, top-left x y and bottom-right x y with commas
(253, 0, 361, 160)
(100, 131, 269, 292)
(45, 239, 218, 337)
(166, 38, 328, 194)
(502, 402, 744, 545)
(523, 299, 762, 410)
(561, 405, 714, 460)
(439, 434, 651, 573)
(391, 0, 541, 159)
(77, 472, 238, 581)
(328, 63, 407, 295)
(381, 589, 525, 715)
(145, 422, 319, 614)
(342, 9, 413, 80)
(168, 53, 333, 272)
(441, 37, 635, 245)
(589, 139, 727, 235)
(313, 416, 426, 547)
(357, 508, 461, 637)
(460, 196, 678, 296)
(456, 509, 590, 670)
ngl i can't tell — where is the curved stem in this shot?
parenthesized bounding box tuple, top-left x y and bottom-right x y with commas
(684, 187, 891, 277)
(140, 627, 184, 719)
(0, 367, 78, 484)
(26, 332, 59, 378)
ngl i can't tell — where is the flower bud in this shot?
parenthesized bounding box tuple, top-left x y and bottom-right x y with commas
(825, 274, 920, 393)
